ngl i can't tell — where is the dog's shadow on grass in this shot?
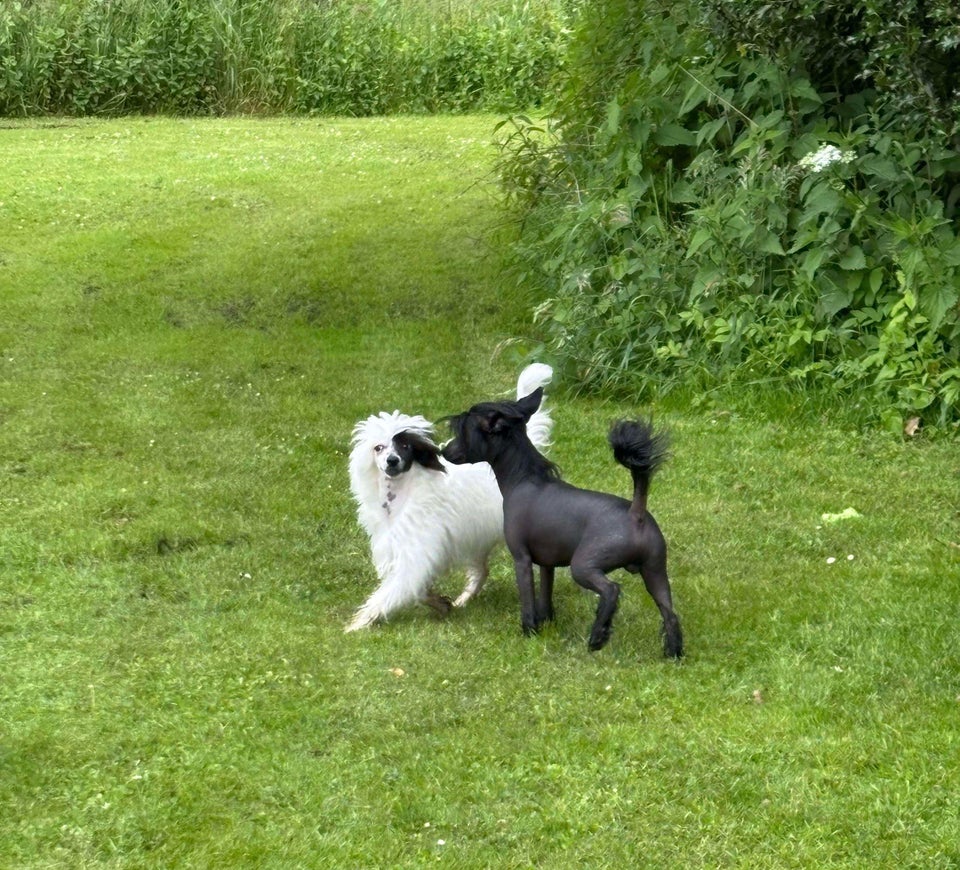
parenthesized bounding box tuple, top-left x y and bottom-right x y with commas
(423, 566, 669, 660)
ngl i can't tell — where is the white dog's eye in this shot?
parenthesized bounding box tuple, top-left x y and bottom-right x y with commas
(374, 444, 385, 453)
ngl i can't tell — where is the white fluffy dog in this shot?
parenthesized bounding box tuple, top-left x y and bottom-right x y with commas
(345, 364, 553, 631)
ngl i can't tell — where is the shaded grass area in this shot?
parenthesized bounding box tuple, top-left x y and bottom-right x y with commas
(1, 116, 959, 868)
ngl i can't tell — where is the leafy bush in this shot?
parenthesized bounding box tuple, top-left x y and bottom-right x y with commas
(704, 0, 960, 144)
(497, 0, 960, 431)
(0, 0, 575, 116)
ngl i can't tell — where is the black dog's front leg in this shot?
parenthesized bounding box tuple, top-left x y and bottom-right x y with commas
(513, 553, 538, 635)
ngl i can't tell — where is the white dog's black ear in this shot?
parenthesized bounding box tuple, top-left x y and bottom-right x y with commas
(403, 432, 447, 473)
(516, 387, 543, 422)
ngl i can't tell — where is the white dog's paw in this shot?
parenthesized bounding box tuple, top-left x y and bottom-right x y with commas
(453, 593, 472, 608)
(344, 612, 376, 632)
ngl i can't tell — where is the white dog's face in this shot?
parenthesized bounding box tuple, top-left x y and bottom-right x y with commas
(372, 431, 445, 478)
(350, 413, 446, 490)
(373, 437, 407, 478)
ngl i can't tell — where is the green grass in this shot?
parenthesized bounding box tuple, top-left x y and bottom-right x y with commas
(1, 115, 959, 868)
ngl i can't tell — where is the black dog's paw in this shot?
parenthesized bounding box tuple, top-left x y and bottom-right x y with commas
(661, 616, 684, 658)
(587, 627, 612, 651)
(588, 586, 619, 650)
(662, 634, 684, 659)
(534, 603, 555, 627)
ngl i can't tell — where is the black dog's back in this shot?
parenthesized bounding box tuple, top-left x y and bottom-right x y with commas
(504, 479, 663, 574)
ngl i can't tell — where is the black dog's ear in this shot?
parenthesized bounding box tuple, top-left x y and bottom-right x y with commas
(478, 409, 513, 434)
(478, 410, 498, 433)
(516, 387, 543, 422)
(402, 432, 447, 474)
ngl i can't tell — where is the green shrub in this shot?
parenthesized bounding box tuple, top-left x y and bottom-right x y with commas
(703, 0, 960, 144)
(0, 0, 575, 116)
(497, 0, 960, 431)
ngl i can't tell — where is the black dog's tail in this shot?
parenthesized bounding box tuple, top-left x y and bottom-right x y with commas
(608, 420, 670, 520)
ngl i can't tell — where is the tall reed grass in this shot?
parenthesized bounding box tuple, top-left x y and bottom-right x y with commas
(0, 0, 574, 115)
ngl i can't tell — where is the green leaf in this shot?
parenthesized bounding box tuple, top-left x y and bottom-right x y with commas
(685, 227, 714, 259)
(789, 78, 822, 104)
(757, 230, 786, 257)
(630, 119, 652, 148)
(668, 180, 697, 203)
(788, 226, 819, 254)
(943, 239, 960, 267)
(801, 248, 825, 281)
(844, 269, 865, 291)
(919, 283, 958, 331)
(649, 63, 671, 87)
(680, 80, 707, 114)
(692, 265, 722, 295)
(653, 124, 697, 147)
(859, 155, 901, 182)
(800, 183, 841, 219)
(695, 116, 727, 147)
(604, 99, 621, 136)
(838, 246, 867, 270)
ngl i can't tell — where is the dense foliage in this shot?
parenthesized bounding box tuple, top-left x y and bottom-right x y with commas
(706, 0, 960, 144)
(498, 0, 960, 431)
(0, 0, 573, 115)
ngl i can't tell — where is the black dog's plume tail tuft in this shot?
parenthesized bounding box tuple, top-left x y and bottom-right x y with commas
(608, 420, 670, 520)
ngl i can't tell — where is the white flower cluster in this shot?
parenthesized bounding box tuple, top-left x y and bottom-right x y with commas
(798, 144, 856, 173)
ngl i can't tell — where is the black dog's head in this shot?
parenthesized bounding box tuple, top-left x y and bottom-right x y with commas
(442, 388, 544, 466)
(379, 430, 446, 478)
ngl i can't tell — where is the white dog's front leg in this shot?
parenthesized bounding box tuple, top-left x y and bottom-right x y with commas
(344, 548, 437, 632)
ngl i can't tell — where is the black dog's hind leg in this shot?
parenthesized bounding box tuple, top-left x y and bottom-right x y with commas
(571, 560, 621, 651)
(513, 553, 539, 636)
(639, 561, 683, 658)
(535, 565, 555, 627)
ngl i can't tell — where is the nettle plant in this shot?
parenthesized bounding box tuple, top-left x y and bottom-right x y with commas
(681, 81, 960, 428)
(499, 34, 960, 431)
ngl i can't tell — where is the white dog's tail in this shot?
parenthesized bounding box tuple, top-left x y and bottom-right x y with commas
(517, 363, 553, 449)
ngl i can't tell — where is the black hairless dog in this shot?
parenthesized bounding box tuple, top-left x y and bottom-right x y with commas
(443, 388, 683, 657)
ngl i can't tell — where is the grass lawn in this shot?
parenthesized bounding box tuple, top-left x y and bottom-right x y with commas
(1, 115, 958, 868)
